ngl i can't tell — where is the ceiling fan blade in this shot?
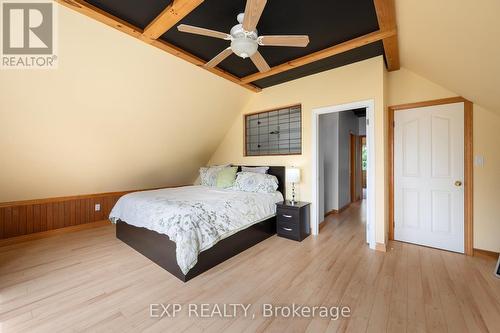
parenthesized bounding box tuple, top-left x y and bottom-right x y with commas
(243, 0, 267, 32)
(178, 24, 231, 40)
(250, 51, 270, 73)
(204, 47, 233, 68)
(259, 35, 310, 47)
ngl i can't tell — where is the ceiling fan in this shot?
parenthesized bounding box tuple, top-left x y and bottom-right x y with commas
(177, 0, 310, 73)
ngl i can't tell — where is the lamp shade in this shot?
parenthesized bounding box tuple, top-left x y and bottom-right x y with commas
(286, 167, 301, 183)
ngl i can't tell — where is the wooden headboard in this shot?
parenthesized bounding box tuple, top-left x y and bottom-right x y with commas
(236, 166, 286, 199)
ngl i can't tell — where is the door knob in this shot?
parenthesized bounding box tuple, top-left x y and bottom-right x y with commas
(455, 180, 462, 187)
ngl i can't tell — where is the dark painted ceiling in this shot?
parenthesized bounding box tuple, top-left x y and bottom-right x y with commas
(86, 0, 383, 89)
(87, 0, 172, 29)
(253, 42, 384, 88)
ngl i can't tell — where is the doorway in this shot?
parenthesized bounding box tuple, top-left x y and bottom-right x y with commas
(312, 100, 376, 250)
(350, 133, 357, 203)
(350, 133, 364, 203)
(360, 136, 367, 199)
(389, 97, 473, 255)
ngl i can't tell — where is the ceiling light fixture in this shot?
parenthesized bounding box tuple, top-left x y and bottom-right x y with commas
(229, 13, 258, 59)
(177, 0, 310, 73)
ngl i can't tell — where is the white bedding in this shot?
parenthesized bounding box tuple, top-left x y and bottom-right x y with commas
(109, 185, 283, 274)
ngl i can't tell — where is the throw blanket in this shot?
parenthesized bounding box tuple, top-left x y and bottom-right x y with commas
(109, 186, 283, 274)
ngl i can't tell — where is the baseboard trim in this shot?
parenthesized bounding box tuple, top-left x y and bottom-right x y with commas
(325, 203, 351, 217)
(375, 242, 387, 252)
(0, 220, 110, 247)
(473, 248, 499, 259)
(320, 203, 352, 231)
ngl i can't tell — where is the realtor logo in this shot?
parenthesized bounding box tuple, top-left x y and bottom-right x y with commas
(1, 0, 57, 68)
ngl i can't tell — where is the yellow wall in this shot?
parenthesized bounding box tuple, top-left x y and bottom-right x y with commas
(388, 68, 500, 252)
(1, 4, 497, 252)
(210, 65, 500, 252)
(387, 68, 456, 104)
(472, 106, 500, 252)
(210, 56, 388, 244)
(396, 0, 500, 112)
(0, 6, 251, 202)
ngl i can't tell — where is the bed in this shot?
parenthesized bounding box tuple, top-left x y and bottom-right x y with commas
(111, 166, 285, 282)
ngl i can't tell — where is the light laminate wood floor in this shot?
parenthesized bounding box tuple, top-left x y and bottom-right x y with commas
(1, 201, 499, 332)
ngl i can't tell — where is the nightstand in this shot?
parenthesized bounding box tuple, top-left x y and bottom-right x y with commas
(276, 201, 311, 241)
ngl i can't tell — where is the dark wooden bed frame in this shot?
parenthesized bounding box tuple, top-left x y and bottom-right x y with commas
(116, 166, 286, 282)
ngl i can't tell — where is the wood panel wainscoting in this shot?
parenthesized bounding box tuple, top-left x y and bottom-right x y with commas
(0, 185, 189, 243)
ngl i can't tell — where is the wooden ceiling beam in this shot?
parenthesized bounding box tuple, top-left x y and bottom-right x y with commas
(56, 0, 142, 38)
(55, 0, 260, 92)
(149, 39, 260, 91)
(142, 0, 204, 41)
(56, 0, 400, 90)
(373, 0, 400, 71)
(241, 28, 396, 84)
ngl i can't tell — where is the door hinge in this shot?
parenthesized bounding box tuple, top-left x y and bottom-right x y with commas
(366, 118, 370, 126)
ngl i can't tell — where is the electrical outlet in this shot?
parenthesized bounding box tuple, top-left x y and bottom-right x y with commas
(95, 203, 101, 212)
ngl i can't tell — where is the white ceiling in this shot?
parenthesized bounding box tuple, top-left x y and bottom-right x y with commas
(396, 0, 500, 111)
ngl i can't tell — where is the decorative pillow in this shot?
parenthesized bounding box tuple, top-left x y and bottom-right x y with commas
(233, 172, 279, 193)
(241, 166, 269, 174)
(199, 165, 226, 186)
(216, 167, 238, 188)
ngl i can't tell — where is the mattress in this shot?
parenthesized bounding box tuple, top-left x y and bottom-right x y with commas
(109, 185, 283, 274)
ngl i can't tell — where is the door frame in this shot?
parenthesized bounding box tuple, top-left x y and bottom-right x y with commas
(312, 99, 376, 250)
(388, 97, 474, 255)
(359, 135, 366, 191)
(350, 133, 357, 203)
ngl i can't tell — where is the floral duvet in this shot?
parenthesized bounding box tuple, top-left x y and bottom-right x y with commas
(109, 185, 283, 274)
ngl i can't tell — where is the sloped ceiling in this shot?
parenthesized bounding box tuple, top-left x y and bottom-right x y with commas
(0, 6, 251, 202)
(396, 0, 500, 111)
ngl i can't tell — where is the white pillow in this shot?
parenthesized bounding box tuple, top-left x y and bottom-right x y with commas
(233, 172, 279, 193)
(241, 166, 269, 174)
(199, 165, 227, 186)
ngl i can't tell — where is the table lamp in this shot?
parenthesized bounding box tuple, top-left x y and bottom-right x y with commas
(286, 167, 301, 205)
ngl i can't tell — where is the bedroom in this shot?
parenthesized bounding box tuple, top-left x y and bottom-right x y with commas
(1, 0, 500, 332)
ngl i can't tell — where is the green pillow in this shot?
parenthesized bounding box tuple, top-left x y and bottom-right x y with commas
(216, 167, 238, 188)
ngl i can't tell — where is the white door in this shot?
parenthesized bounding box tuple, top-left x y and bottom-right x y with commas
(394, 102, 464, 253)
